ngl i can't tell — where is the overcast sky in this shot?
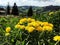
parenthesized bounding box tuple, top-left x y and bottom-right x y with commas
(0, 0, 60, 7)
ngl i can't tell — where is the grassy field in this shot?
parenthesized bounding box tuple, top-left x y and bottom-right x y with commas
(0, 10, 60, 45)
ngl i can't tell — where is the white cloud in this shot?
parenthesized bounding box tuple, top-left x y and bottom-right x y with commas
(53, 0, 60, 5)
(0, 0, 60, 6)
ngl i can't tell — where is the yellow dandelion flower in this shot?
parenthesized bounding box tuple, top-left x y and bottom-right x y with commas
(15, 24, 21, 29)
(31, 19, 35, 22)
(25, 26, 35, 33)
(17, 22, 20, 25)
(31, 22, 39, 27)
(49, 23, 54, 27)
(19, 18, 27, 24)
(43, 22, 49, 26)
(28, 23, 33, 26)
(20, 25, 25, 29)
(6, 27, 11, 33)
(28, 27, 35, 33)
(25, 26, 30, 30)
(36, 21, 42, 25)
(47, 26, 53, 31)
(53, 36, 60, 41)
(19, 21, 23, 24)
(49, 12, 54, 15)
(36, 26, 43, 31)
(5, 33, 10, 36)
(43, 26, 53, 31)
(27, 18, 35, 22)
(27, 18, 32, 22)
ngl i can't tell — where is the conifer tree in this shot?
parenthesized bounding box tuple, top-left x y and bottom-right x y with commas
(12, 3, 19, 15)
(27, 6, 33, 16)
(6, 3, 10, 15)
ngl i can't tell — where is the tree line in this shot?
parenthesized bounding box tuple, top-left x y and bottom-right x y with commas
(6, 3, 33, 17)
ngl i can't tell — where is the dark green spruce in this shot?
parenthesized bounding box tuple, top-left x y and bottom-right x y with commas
(27, 6, 33, 17)
(12, 3, 19, 16)
(6, 3, 10, 15)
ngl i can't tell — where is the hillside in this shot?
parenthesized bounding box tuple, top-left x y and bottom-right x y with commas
(0, 5, 60, 15)
(43, 5, 60, 12)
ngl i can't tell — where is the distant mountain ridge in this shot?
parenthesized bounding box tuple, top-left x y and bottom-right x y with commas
(43, 5, 60, 11)
(0, 5, 60, 11)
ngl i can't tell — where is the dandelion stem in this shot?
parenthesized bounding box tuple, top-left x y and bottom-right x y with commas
(39, 31, 44, 38)
(55, 41, 59, 45)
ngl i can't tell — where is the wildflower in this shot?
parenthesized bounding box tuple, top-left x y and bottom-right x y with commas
(28, 23, 33, 26)
(48, 23, 54, 27)
(19, 21, 23, 24)
(17, 22, 20, 25)
(36, 26, 43, 31)
(43, 22, 49, 26)
(53, 35, 60, 41)
(40, 22, 48, 26)
(15, 24, 21, 29)
(25, 26, 29, 30)
(31, 19, 35, 22)
(27, 18, 32, 22)
(36, 21, 42, 25)
(19, 18, 27, 24)
(5, 33, 10, 36)
(25, 26, 35, 33)
(49, 12, 54, 15)
(15, 18, 54, 32)
(27, 18, 35, 22)
(6, 27, 11, 33)
(31, 22, 39, 27)
(43, 26, 53, 31)
(20, 25, 25, 29)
